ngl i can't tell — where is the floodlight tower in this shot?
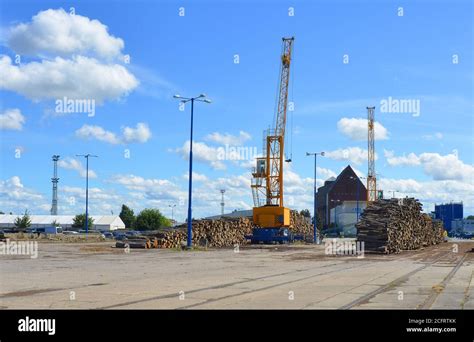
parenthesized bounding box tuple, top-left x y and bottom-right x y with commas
(220, 189, 225, 216)
(51, 155, 60, 215)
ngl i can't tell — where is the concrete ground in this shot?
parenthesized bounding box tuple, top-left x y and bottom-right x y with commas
(0, 240, 472, 309)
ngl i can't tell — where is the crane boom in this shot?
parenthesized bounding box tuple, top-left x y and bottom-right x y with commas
(250, 37, 294, 232)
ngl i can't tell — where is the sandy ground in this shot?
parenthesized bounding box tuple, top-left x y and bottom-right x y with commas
(0, 239, 472, 309)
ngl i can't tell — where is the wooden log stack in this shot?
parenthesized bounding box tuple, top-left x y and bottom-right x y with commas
(356, 198, 445, 254)
(144, 210, 313, 249)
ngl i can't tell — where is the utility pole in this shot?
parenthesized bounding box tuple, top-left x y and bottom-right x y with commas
(220, 189, 225, 216)
(168, 204, 176, 221)
(76, 154, 98, 234)
(306, 151, 325, 244)
(173, 94, 211, 248)
(51, 155, 60, 215)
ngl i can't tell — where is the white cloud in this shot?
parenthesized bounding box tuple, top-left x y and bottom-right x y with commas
(337, 117, 389, 141)
(385, 150, 473, 181)
(75, 123, 151, 144)
(205, 131, 252, 145)
(58, 158, 97, 178)
(123, 123, 152, 143)
(0, 176, 47, 214)
(325, 147, 374, 165)
(0, 55, 138, 104)
(8, 9, 124, 59)
(174, 141, 226, 170)
(182, 172, 209, 182)
(379, 178, 474, 214)
(422, 132, 443, 140)
(0, 108, 25, 130)
(384, 149, 420, 166)
(75, 125, 120, 144)
(317, 167, 337, 180)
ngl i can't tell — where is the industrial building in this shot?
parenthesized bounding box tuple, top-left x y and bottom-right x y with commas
(434, 202, 463, 232)
(0, 215, 125, 231)
(317, 165, 367, 227)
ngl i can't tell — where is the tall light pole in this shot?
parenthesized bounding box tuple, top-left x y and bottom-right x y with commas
(220, 189, 225, 216)
(168, 204, 176, 221)
(173, 94, 211, 248)
(306, 151, 325, 244)
(76, 154, 98, 234)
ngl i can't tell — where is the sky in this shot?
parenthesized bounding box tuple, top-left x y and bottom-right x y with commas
(0, 0, 472, 221)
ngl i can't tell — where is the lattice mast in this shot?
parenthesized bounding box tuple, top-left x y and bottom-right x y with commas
(251, 37, 294, 207)
(51, 155, 60, 215)
(367, 107, 377, 203)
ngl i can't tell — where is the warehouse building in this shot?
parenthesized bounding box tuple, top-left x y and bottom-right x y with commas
(0, 215, 125, 231)
(317, 165, 367, 228)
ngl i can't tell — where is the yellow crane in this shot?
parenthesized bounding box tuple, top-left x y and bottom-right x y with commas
(249, 37, 294, 243)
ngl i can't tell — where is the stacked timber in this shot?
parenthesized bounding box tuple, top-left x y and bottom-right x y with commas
(148, 217, 253, 249)
(144, 211, 313, 248)
(356, 198, 445, 254)
(289, 210, 313, 240)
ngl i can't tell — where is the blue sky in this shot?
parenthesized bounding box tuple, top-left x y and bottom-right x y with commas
(0, 0, 473, 220)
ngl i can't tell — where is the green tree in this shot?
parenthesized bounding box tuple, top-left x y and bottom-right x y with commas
(300, 209, 311, 218)
(72, 214, 95, 229)
(51, 220, 61, 227)
(135, 208, 171, 230)
(467, 215, 474, 220)
(14, 210, 31, 230)
(119, 204, 136, 229)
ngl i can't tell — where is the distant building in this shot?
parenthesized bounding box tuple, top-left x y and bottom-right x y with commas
(451, 219, 474, 233)
(317, 165, 367, 227)
(329, 200, 367, 233)
(204, 210, 253, 220)
(434, 202, 463, 231)
(0, 215, 125, 231)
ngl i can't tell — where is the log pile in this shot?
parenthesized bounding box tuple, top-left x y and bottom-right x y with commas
(289, 210, 313, 240)
(356, 198, 445, 254)
(144, 210, 313, 249)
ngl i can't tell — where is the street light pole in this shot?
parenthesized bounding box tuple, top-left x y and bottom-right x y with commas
(76, 154, 98, 234)
(169, 204, 176, 221)
(306, 151, 325, 244)
(173, 94, 211, 248)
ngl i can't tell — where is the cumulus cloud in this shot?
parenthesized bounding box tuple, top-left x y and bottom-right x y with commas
(205, 131, 252, 145)
(8, 8, 124, 59)
(337, 117, 389, 141)
(325, 147, 375, 165)
(384, 150, 473, 181)
(0, 55, 138, 104)
(183, 172, 209, 182)
(75, 125, 120, 144)
(0, 108, 25, 130)
(0, 176, 47, 213)
(75, 123, 151, 144)
(378, 178, 474, 213)
(58, 158, 97, 178)
(123, 123, 152, 143)
(174, 141, 226, 170)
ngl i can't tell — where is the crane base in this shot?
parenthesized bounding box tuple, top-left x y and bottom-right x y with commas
(246, 228, 293, 244)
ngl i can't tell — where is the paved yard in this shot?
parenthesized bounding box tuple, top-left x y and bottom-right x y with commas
(0, 240, 472, 309)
